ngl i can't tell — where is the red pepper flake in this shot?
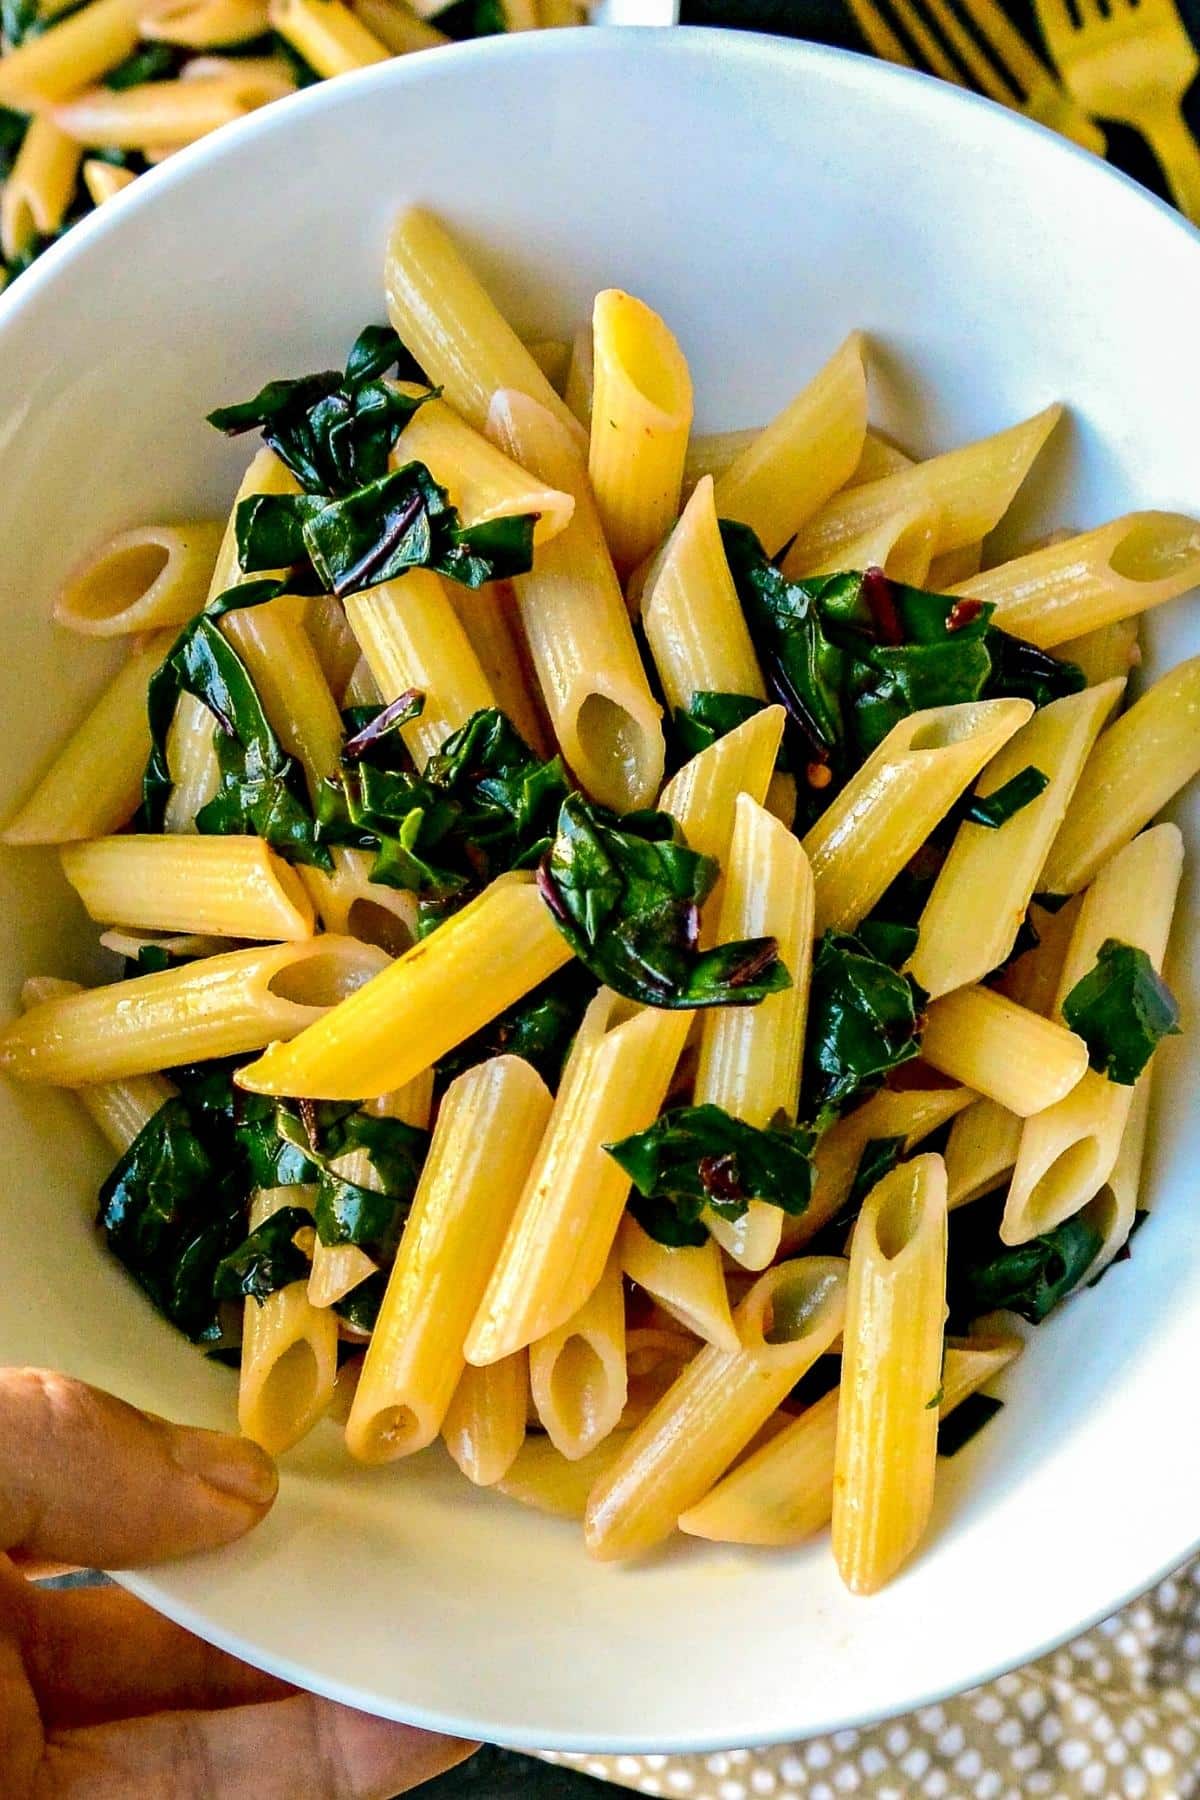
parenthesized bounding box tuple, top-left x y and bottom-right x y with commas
(862, 565, 905, 645)
(946, 597, 984, 633)
(806, 761, 833, 790)
(725, 937, 781, 988)
(699, 1152, 743, 1202)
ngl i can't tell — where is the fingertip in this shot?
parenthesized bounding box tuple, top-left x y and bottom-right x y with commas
(165, 1424, 279, 1514)
(316, 1697, 480, 1798)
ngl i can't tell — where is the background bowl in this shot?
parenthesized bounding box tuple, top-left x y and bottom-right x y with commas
(1, 26, 1198, 1754)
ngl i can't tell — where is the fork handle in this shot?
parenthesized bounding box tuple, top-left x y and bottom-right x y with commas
(1140, 106, 1200, 228)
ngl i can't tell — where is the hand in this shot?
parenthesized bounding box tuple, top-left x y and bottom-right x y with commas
(0, 1368, 477, 1798)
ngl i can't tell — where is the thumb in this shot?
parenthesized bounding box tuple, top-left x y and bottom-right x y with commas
(0, 1368, 277, 1567)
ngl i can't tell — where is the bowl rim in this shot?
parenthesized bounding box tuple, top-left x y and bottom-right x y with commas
(4, 25, 1200, 1751)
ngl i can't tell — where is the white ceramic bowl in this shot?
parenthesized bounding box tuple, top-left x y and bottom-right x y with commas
(1, 27, 1198, 1754)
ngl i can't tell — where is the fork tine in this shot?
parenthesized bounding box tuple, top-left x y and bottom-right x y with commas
(917, 0, 1017, 102)
(844, 0, 916, 68)
(888, 0, 968, 83)
(958, 0, 1059, 93)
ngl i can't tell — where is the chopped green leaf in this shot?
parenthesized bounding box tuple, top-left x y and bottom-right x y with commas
(854, 918, 919, 969)
(966, 765, 1050, 829)
(947, 1192, 1102, 1325)
(103, 42, 181, 87)
(672, 691, 770, 761)
(0, 107, 27, 181)
(848, 1135, 907, 1214)
(213, 1205, 314, 1305)
(802, 931, 923, 1125)
(1062, 938, 1180, 1085)
(334, 1270, 387, 1335)
(982, 630, 1085, 708)
(435, 963, 594, 1088)
(938, 1392, 1003, 1456)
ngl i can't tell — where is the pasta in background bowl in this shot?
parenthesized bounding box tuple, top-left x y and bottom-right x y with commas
(0, 26, 1198, 1751)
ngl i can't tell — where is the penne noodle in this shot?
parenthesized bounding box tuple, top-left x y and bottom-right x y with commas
(303, 594, 362, 701)
(486, 389, 666, 810)
(680, 1333, 1019, 1547)
(584, 1257, 848, 1561)
(81, 158, 136, 206)
(0, 0, 141, 108)
(298, 847, 419, 954)
(238, 1186, 338, 1455)
(497, 1430, 631, 1521)
(342, 653, 380, 708)
(524, 336, 571, 389)
(683, 426, 762, 494)
(466, 990, 692, 1365)
(997, 894, 1082, 1016)
(443, 1352, 529, 1486)
(1002, 823, 1182, 1244)
(350, 0, 445, 46)
(588, 289, 693, 577)
(2, 631, 175, 846)
(1056, 616, 1140, 688)
(945, 1097, 1024, 1209)
(385, 207, 581, 440)
(657, 703, 786, 866)
(1041, 656, 1200, 896)
(621, 1326, 699, 1428)
(618, 1215, 738, 1352)
(847, 429, 915, 486)
(831, 1154, 948, 1594)
(529, 1245, 627, 1460)
(344, 567, 495, 769)
(446, 581, 550, 757)
(802, 698, 1033, 934)
(307, 1074, 432, 1309)
(222, 599, 344, 800)
(927, 541, 982, 588)
(19, 976, 174, 1152)
(694, 796, 814, 1269)
(0, 935, 388, 1086)
(60, 835, 316, 941)
(563, 321, 593, 429)
(948, 512, 1200, 648)
(345, 1056, 551, 1462)
(782, 406, 1062, 576)
(713, 335, 868, 556)
(920, 985, 1088, 1117)
(1081, 1064, 1154, 1279)
(1, 117, 82, 263)
(52, 69, 294, 149)
(142, 0, 271, 43)
(391, 385, 574, 545)
(641, 474, 766, 714)
(908, 679, 1124, 997)
(797, 499, 940, 587)
(162, 692, 220, 834)
(236, 873, 573, 1099)
(268, 0, 389, 74)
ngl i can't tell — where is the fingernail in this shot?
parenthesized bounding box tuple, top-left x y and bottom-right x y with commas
(167, 1424, 279, 1506)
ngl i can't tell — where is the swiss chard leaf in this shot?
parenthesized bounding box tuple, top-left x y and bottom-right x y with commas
(947, 1192, 1102, 1325)
(982, 629, 1085, 707)
(435, 963, 594, 1088)
(212, 1205, 315, 1305)
(103, 42, 181, 87)
(938, 1392, 1003, 1457)
(333, 1271, 387, 1335)
(0, 108, 27, 181)
(802, 931, 924, 1126)
(966, 765, 1049, 829)
(274, 1104, 428, 1260)
(672, 691, 770, 761)
(1061, 938, 1181, 1085)
(607, 1103, 815, 1248)
(854, 918, 919, 969)
(847, 1135, 907, 1215)
(539, 793, 790, 1010)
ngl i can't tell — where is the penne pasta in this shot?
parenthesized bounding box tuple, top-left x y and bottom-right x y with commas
(238, 1186, 338, 1455)
(588, 289, 693, 577)
(19, 976, 174, 1152)
(55, 524, 226, 637)
(486, 389, 665, 810)
(446, 581, 550, 757)
(920, 985, 1088, 1117)
(831, 1154, 948, 1594)
(298, 847, 419, 953)
(60, 834, 316, 941)
(529, 1246, 627, 1460)
(945, 1097, 1024, 1209)
(802, 698, 1033, 934)
(81, 158, 136, 206)
(236, 872, 572, 1099)
(618, 1215, 738, 1352)
(161, 692, 220, 834)
(1056, 616, 1140, 688)
(584, 1257, 848, 1560)
(0, 936, 387, 1086)
(0, 0, 142, 108)
(682, 426, 762, 494)
(847, 429, 915, 486)
(997, 894, 1082, 1016)
(713, 335, 868, 556)
(496, 1430, 631, 1521)
(908, 679, 1124, 997)
(52, 68, 293, 148)
(1081, 1064, 1154, 1279)
(268, 0, 389, 74)
(141, 0, 271, 44)
(307, 1074, 432, 1308)
(390, 385, 574, 545)
(465, 990, 692, 1365)
(303, 594, 362, 701)
(948, 512, 1200, 648)
(927, 541, 983, 589)
(345, 1056, 551, 1462)
(657, 703, 785, 868)
(222, 598, 344, 800)
(563, 321, 593, 429)
(1, 117, 81, 263)
(524, 336, 571, 388)
(1040, 656, 1200, 897)
(442, 1352, 529, 1486)
(796, 499, 940, 587)
(350, 0, 445, 49)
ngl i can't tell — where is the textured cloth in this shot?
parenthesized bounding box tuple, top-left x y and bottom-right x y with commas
(536, 1554, 1200, 1799)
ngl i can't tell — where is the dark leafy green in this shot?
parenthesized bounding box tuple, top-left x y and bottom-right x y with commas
(435, 963, 594, 1088)
(430, 0, 506, 37)
(947, 1192, 1102, 1325)
(103, 42, 181, 87)
(802, 931, 924, 1126)
(966, 765, 1049, 829)
(334, 1271, 387, 1335)
(938, 1392, 1003, 1457)
(855, 918, 919, 969)
(672, 691, 770, 761)
(607, 1103, 814, 1248)
(847, 1135, 907, 1214)
(0, 107, 27, 181)
(1062, 938, 1181, 1086)
(983, 630, 1085, 708)
(539, 793, 789, 1009)
(273, 1103, 427, 1258)
(212, 1205, 315, 1305)
(1, 0, 43, 45)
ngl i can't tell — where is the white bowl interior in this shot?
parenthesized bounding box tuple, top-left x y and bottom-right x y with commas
(0, 29, 1198, 1752)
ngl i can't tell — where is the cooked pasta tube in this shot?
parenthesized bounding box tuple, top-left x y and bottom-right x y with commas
(1, 631, 174, 845)
(927, 542, 983, 589)
(657, 704, 785, 866)
(848, 430, 915, 486)
(529, 1246, 627, 1461)
(1, 118, 81, 263)
(694, 796, 814, 1269)
(56, 525, 226, 637)
(222, 596, 344, 798)
(446, 582, 549, 757)
(61, 835, 316, 941)
(268, 0, 388, 73)
(948, 512, 1200, 648)
(487, 389, 665, 810)
(945, 1098, 1024, 1209)
(19, 976, 173, 1152)
(680, 1332, 1018, 1547)
(344, 568, 495, 769)
(303, 594, 361, 700)
(781, 1083, 973, 1251)
(782, 406, 1062, 575)
(0, 0, 142, 107)
(237, 873, 572, 1099)
(98, 929, 235, 962)
(345, 1057, 550, 1462)
(641, 475, 766, 714)
(385, 207, 580, 439)
(1057, 616, 1140, 688)
(1081, 1065, 1154, 1279)
(497, 1430, 631, 1520)
(524, 337, 571, 387)
(1041, 657, 1200, 896)
(584, 1257, 848, 1561)
(0, 936, 387, 1085)
(238, 1187, 338, 1456)
(307, 1074, 432, 1309)
(587, 289, 693, 576)
(564, 321, 593, 429)
(908, 679, 1124, 997)
(161, 692, 220, 834)
(442, 1352, 528, 1486)
(81, 158, 136, 205)
(390, 386, 574, 545)
(797, 499, 939, 586)
(712, 335, 868, 556)
(802, 698, 1033, 934)
(141, 0, 270, 44)
(1002, 823, 1182, 1244)
(683, 426, 763, 494)
(342, 653, 380, 707)
(920, 986, 1088, 1116)
(466, 991, 693, 1365)
(299, 847, 419, 953)
(998, 895, 1081, 1016)
(350, 0, 446, 49)
(831, 1154, 948, 1594)
(52, 69, 293, 148)
(618, 1216, 738, 1352)
(621, 1326, 699, 1427)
